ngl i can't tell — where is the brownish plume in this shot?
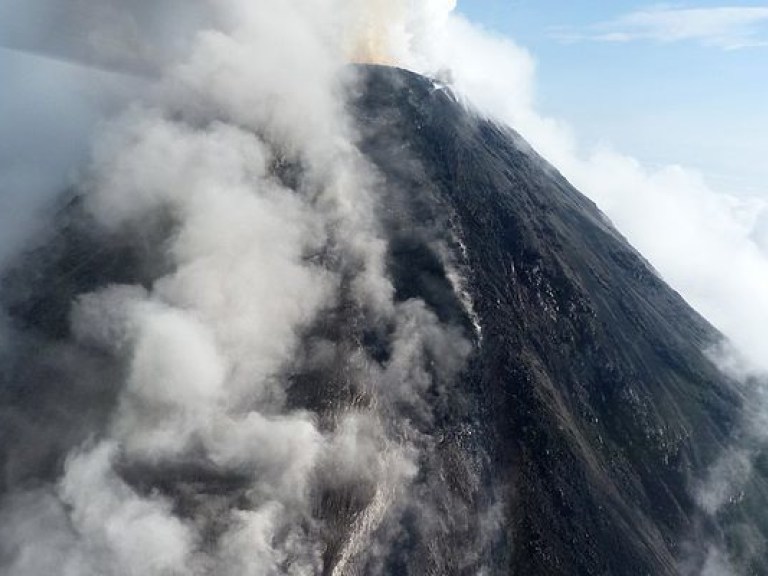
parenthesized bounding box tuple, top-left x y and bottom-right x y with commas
(346, 0, 405, 65)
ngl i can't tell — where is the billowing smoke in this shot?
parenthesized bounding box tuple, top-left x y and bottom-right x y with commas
(346, 0, 406, 64)
(343, 0, 456, 65)
(0, 1, 480, 574)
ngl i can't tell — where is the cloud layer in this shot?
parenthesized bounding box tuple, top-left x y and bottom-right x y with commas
(0, 2, 477, 574)
(553, 6, 768, 50)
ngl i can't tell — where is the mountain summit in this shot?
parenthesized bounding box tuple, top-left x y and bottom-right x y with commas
(350, 65, 767, 574)
(1, 65, 765, 575)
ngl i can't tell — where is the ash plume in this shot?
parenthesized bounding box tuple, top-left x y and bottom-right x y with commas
(0, 1, 479, 574)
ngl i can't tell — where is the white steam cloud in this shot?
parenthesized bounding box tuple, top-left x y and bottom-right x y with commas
(0, 1, 474, 574)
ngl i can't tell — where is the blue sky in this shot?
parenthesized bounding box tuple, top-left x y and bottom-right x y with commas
(457, 1, 768, 196)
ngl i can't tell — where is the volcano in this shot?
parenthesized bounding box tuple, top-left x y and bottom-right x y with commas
(1, 65, 766, 575)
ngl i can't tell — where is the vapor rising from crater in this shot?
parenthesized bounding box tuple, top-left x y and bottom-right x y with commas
(345, 0, 405, 64)
(0, 1, 477, 575)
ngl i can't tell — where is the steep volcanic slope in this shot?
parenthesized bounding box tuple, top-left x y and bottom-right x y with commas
(1, 64, 767, 575)
(349, 65, 768, 574)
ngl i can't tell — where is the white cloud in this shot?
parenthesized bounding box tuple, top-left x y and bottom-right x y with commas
(555, 6, 768, 50)
(1, 2, 478, 573)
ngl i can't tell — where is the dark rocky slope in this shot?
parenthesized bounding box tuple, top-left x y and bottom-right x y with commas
(348, 65, 767, 575)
